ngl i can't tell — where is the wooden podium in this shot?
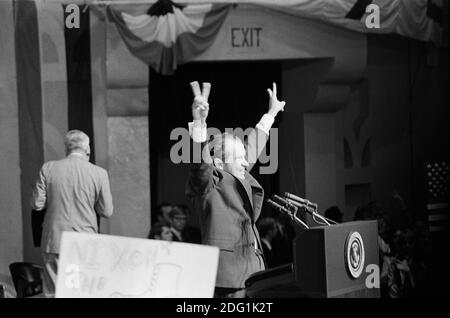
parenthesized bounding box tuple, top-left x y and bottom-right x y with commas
(246, 221, 380, 298)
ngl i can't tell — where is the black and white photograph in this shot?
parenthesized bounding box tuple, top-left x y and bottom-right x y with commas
(0, 0, 448, 303)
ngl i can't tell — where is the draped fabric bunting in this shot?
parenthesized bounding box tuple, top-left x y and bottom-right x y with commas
(246, 0, 444, 45)
(107, 0, 444, 75)
(107, 1, 231, 75)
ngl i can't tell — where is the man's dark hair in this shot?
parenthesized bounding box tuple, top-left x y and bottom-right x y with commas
(158, 202, 172, 209)
(177, 204, 191, 215)
(324, 206, 343, 223)
(169, 206, 187, 219)
(157, 202, 172, 214)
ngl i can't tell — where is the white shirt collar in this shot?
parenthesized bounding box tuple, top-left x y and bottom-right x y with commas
(171, 227, 183, 240)
(68, 152, 88, 160)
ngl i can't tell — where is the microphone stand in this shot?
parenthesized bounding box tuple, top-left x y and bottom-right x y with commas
(284, 198, 332, 226)
(266, 199, 309, 230)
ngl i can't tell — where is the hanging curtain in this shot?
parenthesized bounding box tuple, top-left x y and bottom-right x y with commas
(107, 0, 231, 75)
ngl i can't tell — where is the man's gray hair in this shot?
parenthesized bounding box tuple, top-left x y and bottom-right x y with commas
(64, 130, 90, 154)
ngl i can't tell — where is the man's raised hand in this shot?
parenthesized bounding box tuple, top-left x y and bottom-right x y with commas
(267, 82, 286, 117)
(191, 81, 211, 122)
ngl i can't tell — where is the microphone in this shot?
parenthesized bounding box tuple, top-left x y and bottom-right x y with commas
(266, 199, 292, 216)
(284, 192, 318, 209)
(273, 194, 297, 211)
(284, 194, 330, 226)
(284, 192, 308, 204)
(284, 197, 313, 213)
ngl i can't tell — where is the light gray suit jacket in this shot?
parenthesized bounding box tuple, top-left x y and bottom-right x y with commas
(30, 153, 113, 253)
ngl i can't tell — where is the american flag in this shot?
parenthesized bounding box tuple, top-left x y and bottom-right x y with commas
(426, 161, 449, 232)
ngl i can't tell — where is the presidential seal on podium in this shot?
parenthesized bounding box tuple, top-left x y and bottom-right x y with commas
(345, 231, 365, 279)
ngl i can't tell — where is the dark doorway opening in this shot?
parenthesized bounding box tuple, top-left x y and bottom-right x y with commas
(149, 61, 282, 227)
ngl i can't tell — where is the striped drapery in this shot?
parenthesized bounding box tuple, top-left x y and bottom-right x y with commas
(107, 0, 444, 74)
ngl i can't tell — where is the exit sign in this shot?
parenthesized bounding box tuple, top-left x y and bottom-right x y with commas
(227, 22, 266, 55)
(231, 27, 262, 48)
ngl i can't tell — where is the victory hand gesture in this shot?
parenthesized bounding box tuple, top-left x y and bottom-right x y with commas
(191, 81, 211, 122)
(267, 82, 286, 117)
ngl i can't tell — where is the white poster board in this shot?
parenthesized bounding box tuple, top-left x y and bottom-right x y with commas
(55, 232, 219, 298)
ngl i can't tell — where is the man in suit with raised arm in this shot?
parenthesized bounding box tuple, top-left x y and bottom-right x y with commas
(30, 130, 113, 297)
(186, 81, 286, 298)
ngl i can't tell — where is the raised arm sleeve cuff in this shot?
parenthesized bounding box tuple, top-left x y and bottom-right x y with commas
(256, 113, 275, 135)
(188, 120, 207, 143)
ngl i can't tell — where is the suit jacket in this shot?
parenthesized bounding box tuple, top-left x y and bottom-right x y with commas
(30, 153, 113, 254)
(31, 209, 102, 247)
(186, 127, 268, 288)
(171, 226, 202, 244)
(183, 225, 202, 244)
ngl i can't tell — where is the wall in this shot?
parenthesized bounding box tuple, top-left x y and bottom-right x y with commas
(0, 1, 23, 276)
(15, 0, 71, 266)
(103, 17, 151, 238)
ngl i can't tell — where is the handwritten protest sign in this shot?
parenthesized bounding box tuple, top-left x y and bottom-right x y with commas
(55, 232, 219, 298)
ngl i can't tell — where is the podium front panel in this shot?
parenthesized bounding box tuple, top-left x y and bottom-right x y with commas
(294, 221, 379, 298)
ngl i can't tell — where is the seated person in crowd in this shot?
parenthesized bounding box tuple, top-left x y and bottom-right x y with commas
(154, 203, 173, 225)
(354, 200, 383, 221)
(387, 189, 413, 231)
(257, 217, 281, 269)
(178, 204, 202, 243)
(148, 223, 173, 241)
(353, 205, 367, 221)
(377, 214, 393, 298)
(170, 205, 201, 244)
(324, 206, 344, 223)
(382, 230, 416, 298)
(377, 215, 393, 258)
